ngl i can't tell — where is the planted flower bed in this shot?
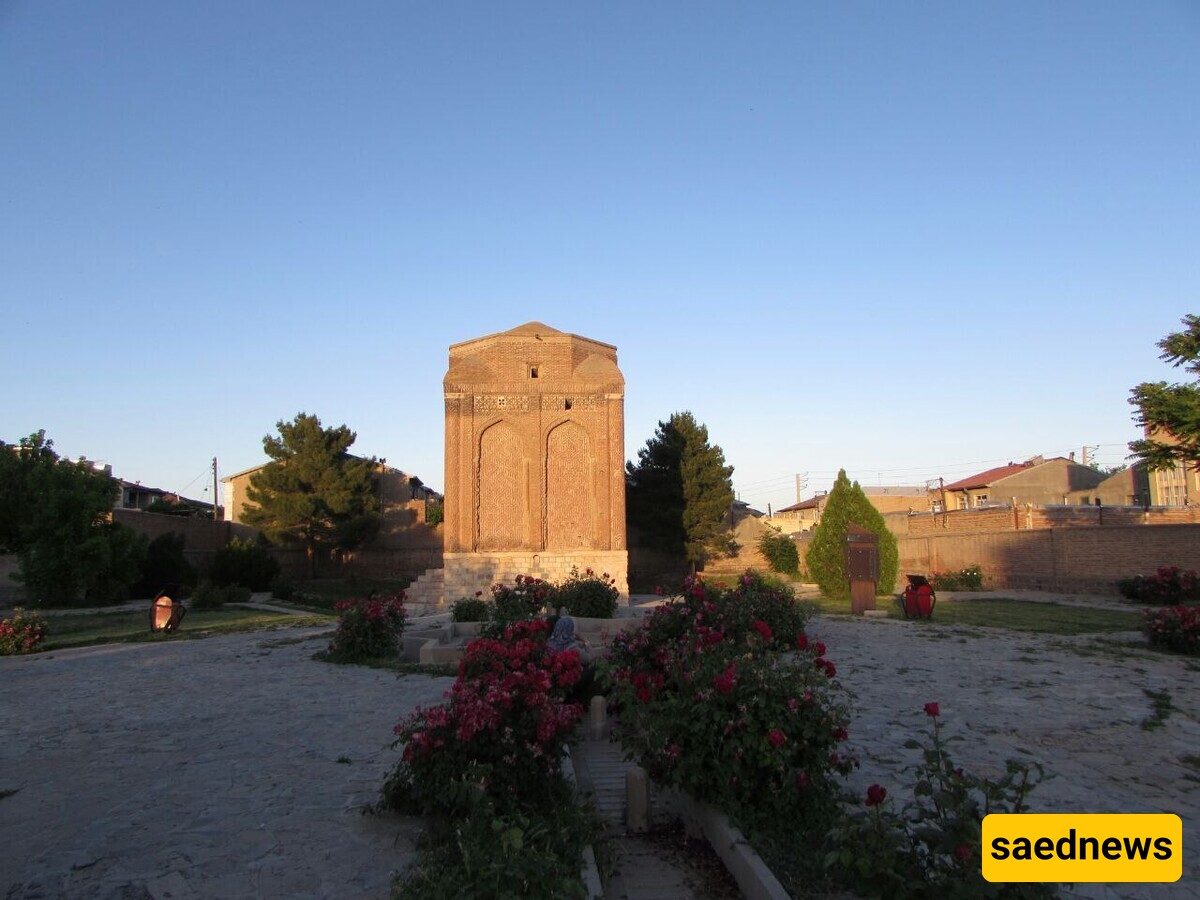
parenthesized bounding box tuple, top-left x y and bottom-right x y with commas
(379, 617, 602, 898)
(600, 571, 1057, 899)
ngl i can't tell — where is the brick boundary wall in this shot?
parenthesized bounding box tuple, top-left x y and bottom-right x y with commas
(896, 524, 1200, 594)
(891, 505, 1200, 537)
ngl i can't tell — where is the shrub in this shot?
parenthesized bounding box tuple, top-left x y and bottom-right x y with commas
(554, 567, 618, 618)
(208, 538, 281, 591)
(1119, 567, 1200, 605)
(0, 608, 47, 655)
(807, 470, 899, 598)
(601, 574, 846, 838)
(451, 594, 489, 623)
(381, 618, 582, 816)
(190, 580, 251, 610)
(393, 785, 598, 900)
(482, 575, 555, 637)
(1142, 605, 1200, 655)
(326, 591, 407, 662)
(929, 565, 985, 592)
(133, 532, 197, 599)
(758, 530, 800, 576)
(270, 578, 296, 602)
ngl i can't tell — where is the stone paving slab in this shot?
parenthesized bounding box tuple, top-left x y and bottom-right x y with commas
(0, 626, 455, 900)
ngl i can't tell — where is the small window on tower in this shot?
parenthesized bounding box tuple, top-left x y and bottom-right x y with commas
(530, 366, 539, 379)
(564, 399, 573, 411)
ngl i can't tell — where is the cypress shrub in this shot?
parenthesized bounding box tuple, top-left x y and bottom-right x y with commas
(806, 470, 899, 598)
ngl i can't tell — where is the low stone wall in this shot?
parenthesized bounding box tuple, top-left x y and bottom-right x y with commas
(443, 550, 629, 601)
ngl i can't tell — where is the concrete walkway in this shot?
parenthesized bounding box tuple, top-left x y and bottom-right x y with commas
(570, 734, 726, 900)
(0, 626, 455, 900)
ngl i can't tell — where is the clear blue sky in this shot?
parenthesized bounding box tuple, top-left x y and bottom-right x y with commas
(2, 2, 1197, 514)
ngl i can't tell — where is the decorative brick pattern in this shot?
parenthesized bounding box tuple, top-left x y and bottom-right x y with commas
(437, 322, 629, 603)
(478, 421, 528, 550)
(547, 421, 593, 549)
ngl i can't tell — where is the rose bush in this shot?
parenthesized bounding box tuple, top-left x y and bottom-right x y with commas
(325, 591, 407, 663)
(0, 607, 46, 655)
(381, 619, 584, 816)
(1119, 567, 1200, 605)
(383, 618, 598, 899)
(482, 574, 556, 637)
(601, 574, 850, 836)
(816, 704, 1055, 900)
(1142, 604, 1200, 655)
(554, 567, 619, 618)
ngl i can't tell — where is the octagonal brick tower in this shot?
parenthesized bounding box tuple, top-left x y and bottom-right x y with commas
(442, 322, 628, 600)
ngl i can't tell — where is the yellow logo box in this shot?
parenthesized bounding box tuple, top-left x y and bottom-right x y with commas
(983, 814, 1182, 883)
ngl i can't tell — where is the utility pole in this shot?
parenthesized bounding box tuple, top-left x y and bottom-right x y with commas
(795, 473, 808, 503)
(212, 457, 219, 522)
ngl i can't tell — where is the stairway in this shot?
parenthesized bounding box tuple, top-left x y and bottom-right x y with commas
(403, 568, 445, 614)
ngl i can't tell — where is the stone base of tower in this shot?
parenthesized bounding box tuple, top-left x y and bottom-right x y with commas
(443, 551, 629, 604)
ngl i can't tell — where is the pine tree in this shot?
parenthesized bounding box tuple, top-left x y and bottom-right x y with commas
(1128, 314, 1200, 473)
(806, 470, 899, 599)
(242, 413, 380, 577)
(626, 411, 734, 568)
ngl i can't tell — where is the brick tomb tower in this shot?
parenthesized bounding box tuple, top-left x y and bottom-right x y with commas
(441, 322, 628, 601)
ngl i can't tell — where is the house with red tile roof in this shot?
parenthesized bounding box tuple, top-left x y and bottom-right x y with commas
(937, 455, 1106, 511)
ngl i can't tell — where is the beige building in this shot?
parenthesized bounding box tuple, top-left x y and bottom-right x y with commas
(773, 485, 929, 533)
(939, 456, 1106, 510)
(439, 322, 628, 599)
(222, 459, 440, 549)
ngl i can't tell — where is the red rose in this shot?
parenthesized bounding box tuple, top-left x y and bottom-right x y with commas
(795, 632, 809, 651)
(768, 729, 787, 747)
(954, 844, 973, 862)
(865, 784, 887, 807)
(924, 702, 940, 717)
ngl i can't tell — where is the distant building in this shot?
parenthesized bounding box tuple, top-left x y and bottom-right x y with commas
(222, 459, 440, 546)
(938, 456, 1106, 510)
(773, 494, 825, 533)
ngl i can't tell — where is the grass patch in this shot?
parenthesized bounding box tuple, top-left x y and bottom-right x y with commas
(40, 608, 333, 651)
(1141, 689, 1174, 731)
(916, 599, 1140, 634)
(282, 577, 411, 612)
(810, 594, 1141, 636)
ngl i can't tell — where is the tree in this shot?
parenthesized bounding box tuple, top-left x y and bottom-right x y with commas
(806, 470, 899, 599)
(1128, 314, 1200, 474)
(0, 431, 147, 605)
(626, 411, 734, 569)
(242, 413, 380, 577)
(758, 529, 800, 576)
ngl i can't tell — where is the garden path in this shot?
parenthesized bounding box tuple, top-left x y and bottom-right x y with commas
(570, 733, 735, 900)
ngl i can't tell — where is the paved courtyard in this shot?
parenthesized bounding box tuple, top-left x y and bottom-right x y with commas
(0, 627, 454, 900)
(1, 603, 1197, 899)
(809, 613, 1199, 900)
